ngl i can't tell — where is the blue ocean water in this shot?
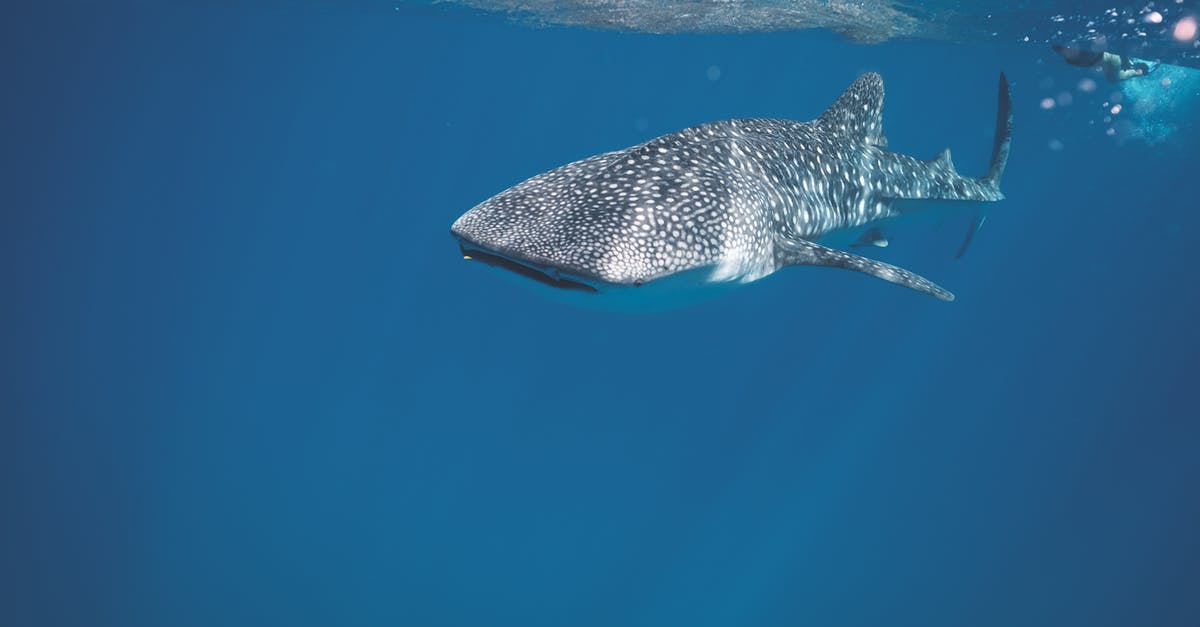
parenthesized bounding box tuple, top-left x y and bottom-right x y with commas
(4, 2, 1200, 626)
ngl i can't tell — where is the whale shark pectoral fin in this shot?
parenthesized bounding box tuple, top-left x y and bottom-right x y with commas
(955, 213, 987, 259)
(775, 236, 954, 302)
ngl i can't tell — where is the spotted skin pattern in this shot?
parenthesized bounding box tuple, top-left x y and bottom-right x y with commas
(452, 73, 1011, 302)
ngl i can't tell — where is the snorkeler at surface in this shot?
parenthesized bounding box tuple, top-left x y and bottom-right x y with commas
(1053, 45, 1160, 82)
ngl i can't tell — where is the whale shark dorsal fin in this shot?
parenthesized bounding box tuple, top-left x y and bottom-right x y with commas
(775, 235, 953, 301)
(817, 72, 887, 147)
(931, 148, 957, 174)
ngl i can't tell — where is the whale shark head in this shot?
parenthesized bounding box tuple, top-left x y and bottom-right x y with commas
(451, 137, 744, 295)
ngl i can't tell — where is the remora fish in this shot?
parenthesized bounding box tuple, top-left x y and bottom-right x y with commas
(451, 72, 1012, 308)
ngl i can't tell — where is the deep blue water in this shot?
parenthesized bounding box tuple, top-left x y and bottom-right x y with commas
(5, 2, 1200, 626)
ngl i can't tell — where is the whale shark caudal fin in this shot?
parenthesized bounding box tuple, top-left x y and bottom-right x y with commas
(816, 72, 888, 148)
(957, 73, 1012, 259)
(983, 72, 1012, 188)
(775, 235, 954, 301)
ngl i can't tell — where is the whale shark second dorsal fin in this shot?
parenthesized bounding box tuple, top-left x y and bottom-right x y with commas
(930, 148, 957, 174)
(816, 72, 887, 147)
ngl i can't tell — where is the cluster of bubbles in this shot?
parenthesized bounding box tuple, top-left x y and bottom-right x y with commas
(1053, 4, 1191, 33)
(1022, 2, 1198, 50)
(1039, 62, 1199, 147)
(1116, 63, 1199, 142)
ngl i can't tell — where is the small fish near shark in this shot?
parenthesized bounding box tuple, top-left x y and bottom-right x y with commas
(451, 72, 1012, 309)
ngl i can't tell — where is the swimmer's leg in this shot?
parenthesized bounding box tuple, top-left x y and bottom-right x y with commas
(1103, 52, 1161, 81)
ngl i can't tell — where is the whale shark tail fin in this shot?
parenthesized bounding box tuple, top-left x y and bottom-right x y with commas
(982, 72, 1012, 188)
(953, 74, 1009, 260)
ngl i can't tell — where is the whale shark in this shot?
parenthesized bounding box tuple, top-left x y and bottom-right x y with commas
(451, 72, 1011, 308)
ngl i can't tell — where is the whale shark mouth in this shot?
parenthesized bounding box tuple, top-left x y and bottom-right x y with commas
(457, 242, 599, 293)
